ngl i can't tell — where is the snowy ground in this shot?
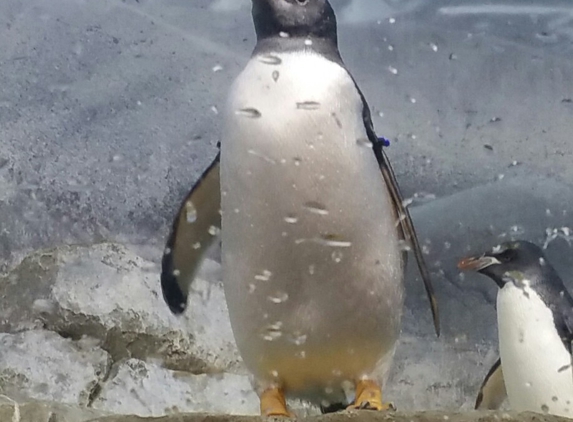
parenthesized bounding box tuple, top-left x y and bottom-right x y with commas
(0, 0, 573, 416)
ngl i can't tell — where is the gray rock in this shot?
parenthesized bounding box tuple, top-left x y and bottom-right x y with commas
(0, 243, 241, 374)
(91, 359, 257, 417)
(0, 331, 109, 406)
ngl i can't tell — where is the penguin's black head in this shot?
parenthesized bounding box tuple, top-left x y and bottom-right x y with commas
(458, 240, 549, 288)
(252, 0, 337, 44)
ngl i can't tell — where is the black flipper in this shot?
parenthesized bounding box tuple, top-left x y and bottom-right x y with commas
(377, 145, 440, 336)
(475, 358, 506, 410)
(161, 153, 221, 314)
(359, 94, 440, 337)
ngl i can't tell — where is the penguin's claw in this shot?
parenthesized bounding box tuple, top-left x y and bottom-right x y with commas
(260, 387, 294, 418)
(347, 380, 395, 412)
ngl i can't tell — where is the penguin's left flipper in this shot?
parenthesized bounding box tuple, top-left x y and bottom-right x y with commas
(361, 102, 440, 337)
(475, 358, 507, 410)
(161, 152, 221, 314)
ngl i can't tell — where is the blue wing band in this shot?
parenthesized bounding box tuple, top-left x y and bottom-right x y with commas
(378, 137, 390, 147)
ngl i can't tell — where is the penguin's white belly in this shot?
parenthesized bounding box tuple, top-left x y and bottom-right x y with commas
(220, 51, 404, 401)
(497, 284, 573, 417)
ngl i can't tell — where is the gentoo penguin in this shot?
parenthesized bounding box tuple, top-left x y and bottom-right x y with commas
(161, 0, 439, 416)
(458, 241, 573, 417)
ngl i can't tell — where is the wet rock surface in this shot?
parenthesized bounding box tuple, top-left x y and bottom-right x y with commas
(92, 413, 571, 422)
(0, 402, 569, 422)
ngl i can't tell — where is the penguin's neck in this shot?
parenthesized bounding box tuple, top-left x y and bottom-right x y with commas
(253, 36, 343, 66)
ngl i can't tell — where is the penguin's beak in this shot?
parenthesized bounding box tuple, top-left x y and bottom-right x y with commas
(458, 254, 501, 272)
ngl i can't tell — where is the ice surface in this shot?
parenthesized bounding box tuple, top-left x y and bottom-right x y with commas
(0, 0, 573, 417)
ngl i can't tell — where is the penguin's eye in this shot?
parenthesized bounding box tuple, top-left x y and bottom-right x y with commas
(497, 249, 517, 263)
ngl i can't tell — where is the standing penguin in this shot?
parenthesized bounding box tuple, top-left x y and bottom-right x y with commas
(459, 241, 573, 417)
(162, 0, 439, 416)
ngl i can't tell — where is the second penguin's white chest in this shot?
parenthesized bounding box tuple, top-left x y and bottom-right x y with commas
(497, 283, 573, 417)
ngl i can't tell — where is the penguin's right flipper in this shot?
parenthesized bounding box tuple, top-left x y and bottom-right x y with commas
(475, 358, 507, 410)
(355, 88, 440, 337)
(376, 147, 440, 337)
(161, 152, 221, 314)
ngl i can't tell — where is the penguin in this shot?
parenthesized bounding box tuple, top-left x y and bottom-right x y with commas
(458, 240, 573, 417)
(161, 0, 439, 416)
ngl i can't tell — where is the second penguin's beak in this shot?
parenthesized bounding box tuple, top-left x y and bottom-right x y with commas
(457, 255, 501, 272)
